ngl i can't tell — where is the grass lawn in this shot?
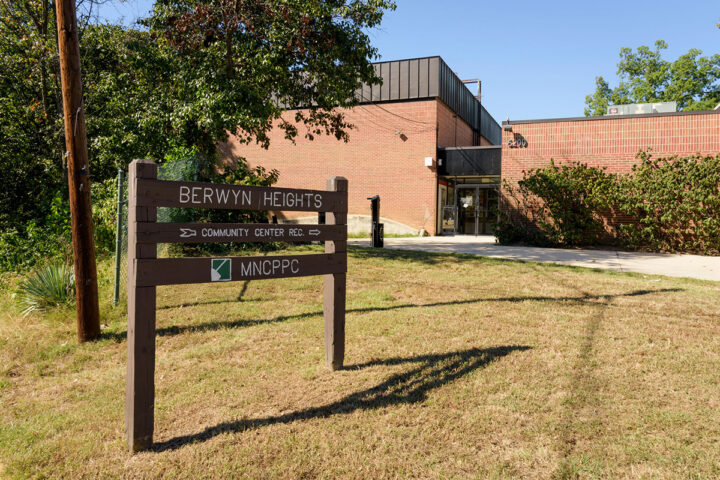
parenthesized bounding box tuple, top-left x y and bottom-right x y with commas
(1, 246, 719, 479)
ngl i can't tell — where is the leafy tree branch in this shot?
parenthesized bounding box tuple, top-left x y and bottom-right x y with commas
(585, 40, 720, 116)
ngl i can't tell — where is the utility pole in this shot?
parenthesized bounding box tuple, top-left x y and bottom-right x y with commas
(56, 0, 101, 341)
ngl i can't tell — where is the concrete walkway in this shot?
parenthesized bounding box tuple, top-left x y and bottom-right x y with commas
(348, 235, 720, 282)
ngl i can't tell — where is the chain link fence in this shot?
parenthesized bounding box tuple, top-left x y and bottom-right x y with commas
(113, 157, 200, 306)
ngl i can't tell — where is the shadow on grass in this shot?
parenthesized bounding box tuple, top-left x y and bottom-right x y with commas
(100, 288, 682, 342)
(347, 245, 480, 265)
(151, 344, 532, 452)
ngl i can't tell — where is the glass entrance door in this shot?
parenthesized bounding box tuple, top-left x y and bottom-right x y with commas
(457, 188, 478, 235)
(455, 186, 498, 235)
(480, 188, 498, 235)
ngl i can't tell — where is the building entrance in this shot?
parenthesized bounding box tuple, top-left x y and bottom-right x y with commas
(455, 185, 498, 235)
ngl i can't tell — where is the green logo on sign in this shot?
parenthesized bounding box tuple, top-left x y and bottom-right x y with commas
(211, 258, 231, 282)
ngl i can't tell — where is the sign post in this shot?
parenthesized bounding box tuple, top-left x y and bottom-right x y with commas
(126, 160, 158, 453)
(324, 177, 347, 370)
(125, 159, 348, 453)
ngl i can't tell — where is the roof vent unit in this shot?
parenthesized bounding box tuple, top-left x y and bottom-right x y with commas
(605, 102, 677, 116)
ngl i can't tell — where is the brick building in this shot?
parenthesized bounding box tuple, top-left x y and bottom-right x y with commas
(223, 56, 501, 236)
(223, 56, 720, 236)
(502, 111, 720, 184)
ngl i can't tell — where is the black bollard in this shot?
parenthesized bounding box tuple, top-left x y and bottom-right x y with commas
(366, 195, 383, 248)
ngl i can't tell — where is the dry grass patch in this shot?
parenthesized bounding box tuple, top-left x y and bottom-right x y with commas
(1, 246, 719, 479)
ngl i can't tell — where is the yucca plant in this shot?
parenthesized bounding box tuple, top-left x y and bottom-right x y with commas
(16, 261, 75, 315)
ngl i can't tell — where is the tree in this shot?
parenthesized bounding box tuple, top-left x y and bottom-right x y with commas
(0, 0, 110, 221)
(0, 0, 64, 228)
(0, 0, 110, 230)
(144, 0, 394, 148)
(1, 0, 395, 269)
(585, 40, 720, 116)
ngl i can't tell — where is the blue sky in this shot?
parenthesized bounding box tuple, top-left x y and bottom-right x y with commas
(97, 0, 719, 121)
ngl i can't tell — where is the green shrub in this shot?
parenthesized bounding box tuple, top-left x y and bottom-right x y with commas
(494, 214, 551, 247)
(16, 261, 75, 315)
(0, 180, 120, 273)
(499, 161, 618, 247)
(92, 177, 123, 254)
(499, 152, 720, 254)
(0, 222, 71, 272)
(616, 151, 720, 253)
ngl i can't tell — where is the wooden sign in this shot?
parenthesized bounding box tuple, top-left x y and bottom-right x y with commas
(125, 159, 348, 453)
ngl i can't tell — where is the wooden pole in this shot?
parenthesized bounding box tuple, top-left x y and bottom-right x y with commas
(323, 177, 348, 370)
(55, 0, 100, 342)
(126, 160, 158, 453)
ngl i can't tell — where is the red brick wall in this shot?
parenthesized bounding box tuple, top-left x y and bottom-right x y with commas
(502, 112, 720, 185)
(500, 111, 720, 236)
(437, 100, 474, 148)
(221, 100, 441, 234)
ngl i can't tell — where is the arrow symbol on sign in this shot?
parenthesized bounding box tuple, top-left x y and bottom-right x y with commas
(309, 229, 320, 236)
(180, 228, 197, 238)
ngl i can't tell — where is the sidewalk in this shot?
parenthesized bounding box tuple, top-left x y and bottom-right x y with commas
(348, 236, 720, 282)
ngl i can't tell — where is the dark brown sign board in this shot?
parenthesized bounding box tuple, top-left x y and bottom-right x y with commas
(126, 159, 348, 453)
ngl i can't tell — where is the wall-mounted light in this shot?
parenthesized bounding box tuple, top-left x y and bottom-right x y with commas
(424, 157, 435, 168)
(503, 117, 512, 132)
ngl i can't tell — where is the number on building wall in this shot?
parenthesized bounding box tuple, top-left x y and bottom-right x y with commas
(507, 138, 528, 148)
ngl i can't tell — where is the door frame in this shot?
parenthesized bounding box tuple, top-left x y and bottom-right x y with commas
(453, 184, 499, 236)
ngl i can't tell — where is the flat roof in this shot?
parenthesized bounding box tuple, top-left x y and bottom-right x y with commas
(359, 56, 502, 145)
(504, 109, 720, 125)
